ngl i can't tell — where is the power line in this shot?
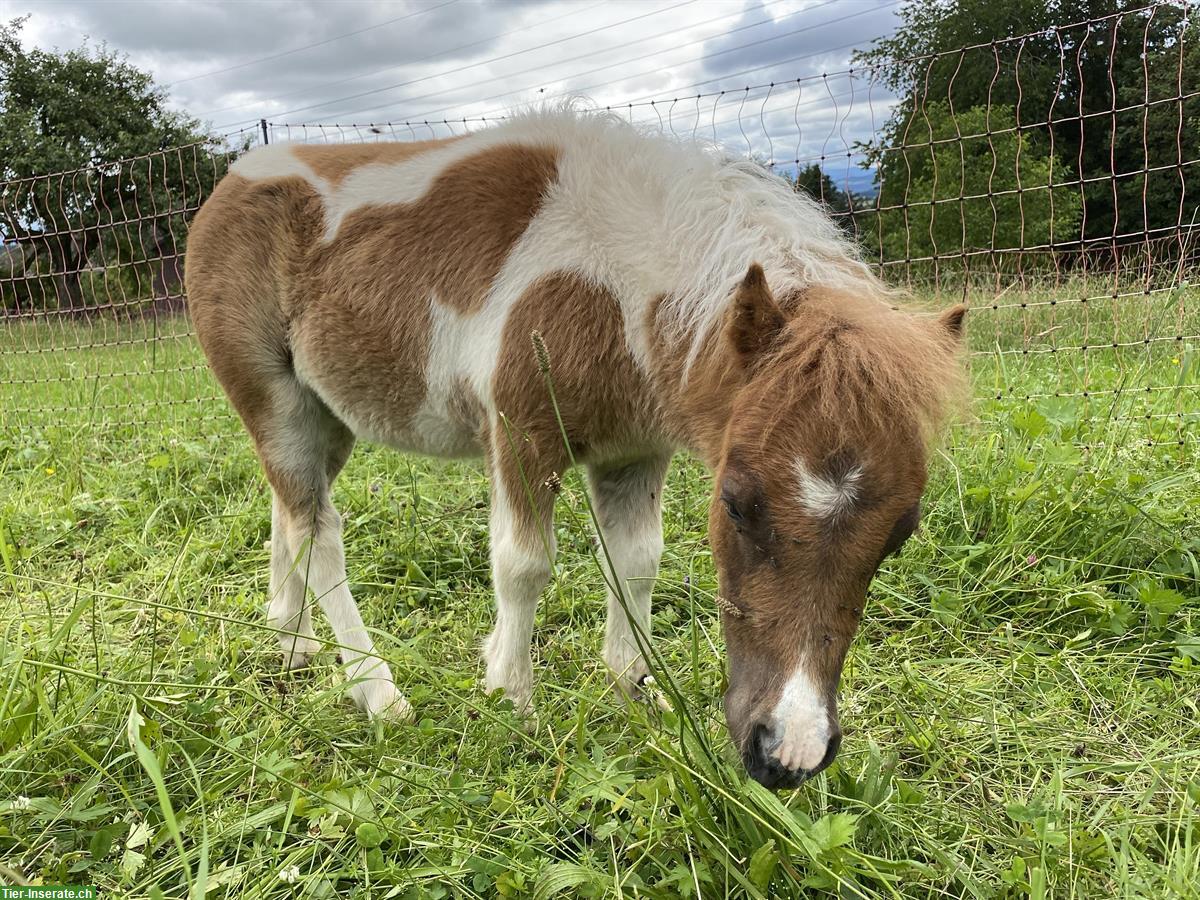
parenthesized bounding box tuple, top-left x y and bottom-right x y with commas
(614, 39, 887, 112)
(167, 0, 460, 88)
(281, 29, 895, 135)
(610, 20, 900, 110)
(456, 1, 883, 121)
(315, 0, 832, 124)
(377, 0, 891, 126)
(216, 0, 700, 128)
(192, 0, 610, 121)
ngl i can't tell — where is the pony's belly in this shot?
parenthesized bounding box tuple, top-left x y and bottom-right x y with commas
(311, 383, 485, 459)
(387, 398, 485, 458)
(292, 344, 487, 459)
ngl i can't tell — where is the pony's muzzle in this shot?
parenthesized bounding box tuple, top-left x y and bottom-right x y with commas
(743, 722, 842, 789)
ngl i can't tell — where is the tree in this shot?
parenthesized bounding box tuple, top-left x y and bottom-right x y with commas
(784, 163, 871, 241)
(790, 163, 852, 212)
(866, 103, 1081, 272)
(855, 0, 1199, 261)
(0, 18, 228, 311)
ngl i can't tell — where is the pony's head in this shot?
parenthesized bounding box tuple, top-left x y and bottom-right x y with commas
(709, 265, 966, 789)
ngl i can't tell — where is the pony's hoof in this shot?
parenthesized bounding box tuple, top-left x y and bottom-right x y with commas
(481, 657, 534, 720)
(355, 680, 413, 722)
(280, 637, 321, 671)
(283, 651, 313, 671)
(485, 682, 535, 720)
(607, 658, 659, 706)
(636, 674, 672, 712)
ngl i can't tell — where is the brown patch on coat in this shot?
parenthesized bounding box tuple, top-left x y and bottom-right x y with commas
(490, 272, 663, 541)
(284, 142, 562, 438)
(292, 137, 462, 187)
(317, 141, 559, 314)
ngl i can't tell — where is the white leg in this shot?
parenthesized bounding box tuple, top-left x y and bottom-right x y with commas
(283, 502, 410, 720)
(589, 457, 670, 698)
(267, 494, 321, 669)
(482, 462, 555, 716)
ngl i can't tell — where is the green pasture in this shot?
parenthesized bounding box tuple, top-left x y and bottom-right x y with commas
(0, 285, 1197, 898)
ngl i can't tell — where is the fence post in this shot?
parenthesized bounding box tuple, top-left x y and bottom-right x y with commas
(260, 118, 269, 146)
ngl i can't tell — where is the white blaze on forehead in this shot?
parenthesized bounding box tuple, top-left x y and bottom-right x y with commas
(767, 663, 832, 772)
(794, 458, 862, 519)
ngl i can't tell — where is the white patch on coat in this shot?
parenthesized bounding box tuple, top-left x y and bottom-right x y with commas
(794, 458, 862, 519)
(229, 144, 319, 182)
(766, 663, 832, 772)
(403, 297, 485, 457)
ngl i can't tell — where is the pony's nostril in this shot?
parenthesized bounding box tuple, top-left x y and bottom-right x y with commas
(743, 722, 803, 789)
(748, 722, 772, 765)
(813, 731, 842, 776)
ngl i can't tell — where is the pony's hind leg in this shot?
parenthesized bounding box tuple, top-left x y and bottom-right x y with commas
(266, 398, 361, 671)
(268, 493, 320, 669)
(274, 490, 410, 720)
(588, 455, 671, 699)
(255, 379, 409, 720)
(188, 231, 405, 719)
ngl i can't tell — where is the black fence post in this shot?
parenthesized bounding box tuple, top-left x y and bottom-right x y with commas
(260, 118, 269, 146)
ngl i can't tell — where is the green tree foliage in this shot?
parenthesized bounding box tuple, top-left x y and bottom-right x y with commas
(785, 163, 873, 243)
(789, 163, 853, 213)
(870, 103, 1081, 268)
(855, 0, 1199, 262)
(0, 18, 229, 311)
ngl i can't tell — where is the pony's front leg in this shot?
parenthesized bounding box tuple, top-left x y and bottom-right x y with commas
(588, 456, 671, 699)
(482, 432, 558, 716)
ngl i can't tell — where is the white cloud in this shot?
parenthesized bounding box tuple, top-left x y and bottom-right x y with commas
(2, 0, 899, 178)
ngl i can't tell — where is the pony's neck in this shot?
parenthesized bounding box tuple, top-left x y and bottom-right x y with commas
(649, 318, 745, 468)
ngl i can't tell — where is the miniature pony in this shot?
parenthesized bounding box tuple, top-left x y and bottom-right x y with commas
(186, 110, 965, 788)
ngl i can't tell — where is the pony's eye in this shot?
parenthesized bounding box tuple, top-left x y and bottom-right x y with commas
(722, 497, 744, 523)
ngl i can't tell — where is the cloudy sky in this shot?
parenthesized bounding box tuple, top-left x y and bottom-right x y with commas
(6, 0, 904, 188)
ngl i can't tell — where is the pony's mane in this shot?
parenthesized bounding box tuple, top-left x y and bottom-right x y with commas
(764, 289, 968, 448)
(655, 153, 882, 348)
(492, 104, 882, 355)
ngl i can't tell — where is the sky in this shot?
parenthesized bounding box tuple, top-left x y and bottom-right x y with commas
(4, 0, 905, 191)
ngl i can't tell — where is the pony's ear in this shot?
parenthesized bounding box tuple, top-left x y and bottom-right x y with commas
(727, 264, 786, 366)
(938, 303, 967, 343)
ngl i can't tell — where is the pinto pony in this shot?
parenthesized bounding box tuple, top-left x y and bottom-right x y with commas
(186, 110, 966, 789)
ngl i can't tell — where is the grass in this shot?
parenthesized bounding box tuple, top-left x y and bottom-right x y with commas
(0, 284, 1198, 899)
